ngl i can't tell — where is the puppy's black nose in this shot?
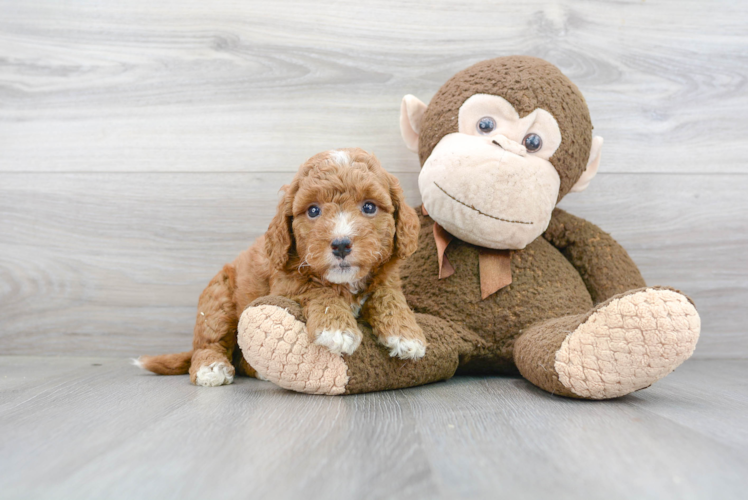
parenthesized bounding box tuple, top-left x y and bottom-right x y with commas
(331, 238, 352, 259)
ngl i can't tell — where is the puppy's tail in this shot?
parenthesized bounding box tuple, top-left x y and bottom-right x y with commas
(133, 351, 192, 375)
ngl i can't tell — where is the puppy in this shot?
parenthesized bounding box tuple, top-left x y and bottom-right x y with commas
(136, 148, 426, 386)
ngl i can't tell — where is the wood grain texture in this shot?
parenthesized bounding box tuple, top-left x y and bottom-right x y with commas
(0, 172, 745, 358)
(0, 0, 746, 174)
(0, 357, 746, 499)
(0, 0, 746, 358)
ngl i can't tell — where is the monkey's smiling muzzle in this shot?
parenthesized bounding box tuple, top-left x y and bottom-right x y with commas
(432, 181, 533, 226)
(418, 133, 561, 250)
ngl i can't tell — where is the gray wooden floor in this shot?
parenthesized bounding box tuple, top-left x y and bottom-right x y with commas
(1, 357, 746, 500)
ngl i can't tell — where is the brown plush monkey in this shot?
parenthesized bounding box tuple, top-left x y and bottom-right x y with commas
(236, 56, 700, 399)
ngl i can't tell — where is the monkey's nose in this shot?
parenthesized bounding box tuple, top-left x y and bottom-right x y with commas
(492, 134, 526, 156)
(331, 238, 352, 259)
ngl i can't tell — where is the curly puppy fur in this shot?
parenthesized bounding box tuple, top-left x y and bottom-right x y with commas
(137, 148, 424, 386)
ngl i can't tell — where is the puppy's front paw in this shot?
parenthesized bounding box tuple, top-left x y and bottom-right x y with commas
(382, 336, 427, 360)
(376, 319, 427, 360)
(314, 329, 362, 356)
(194, 362, 234, 387)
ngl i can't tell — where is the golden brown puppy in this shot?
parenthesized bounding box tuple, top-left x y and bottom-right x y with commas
(136, 148, 425, 386)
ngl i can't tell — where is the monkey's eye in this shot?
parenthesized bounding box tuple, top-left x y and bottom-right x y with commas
(361, 202, 377, 215)
(477, 117, 496, 135)
(307, 205, 321, 218)
(523, 133, 543, 152)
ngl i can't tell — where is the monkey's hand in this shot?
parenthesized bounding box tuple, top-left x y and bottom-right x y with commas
(544, 208, 646, 304)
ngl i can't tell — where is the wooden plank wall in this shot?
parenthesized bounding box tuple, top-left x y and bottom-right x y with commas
(1, 0, 746, 358)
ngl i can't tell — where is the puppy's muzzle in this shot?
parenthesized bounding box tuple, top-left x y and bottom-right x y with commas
(331, 238, 352, 259)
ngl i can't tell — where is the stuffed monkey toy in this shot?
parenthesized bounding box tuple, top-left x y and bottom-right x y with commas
(236, 56, 700, 399)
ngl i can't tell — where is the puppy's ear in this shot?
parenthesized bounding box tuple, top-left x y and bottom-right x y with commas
(265, 184, 296, 270)
(387, 173, 420, 259)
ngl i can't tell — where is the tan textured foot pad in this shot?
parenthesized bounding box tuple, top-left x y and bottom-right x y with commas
(555, 288, 700, 399)
(237, 305, 349, 395)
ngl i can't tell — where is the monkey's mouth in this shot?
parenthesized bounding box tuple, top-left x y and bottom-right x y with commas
(433, 182, 533, 225)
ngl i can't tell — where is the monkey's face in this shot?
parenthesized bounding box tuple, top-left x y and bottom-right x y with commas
(418, 94, 562, 250)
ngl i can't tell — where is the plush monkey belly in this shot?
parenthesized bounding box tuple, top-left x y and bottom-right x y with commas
(400, 211, 594, 374)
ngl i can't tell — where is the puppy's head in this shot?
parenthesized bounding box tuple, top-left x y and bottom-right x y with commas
(266, 148, 419, 284)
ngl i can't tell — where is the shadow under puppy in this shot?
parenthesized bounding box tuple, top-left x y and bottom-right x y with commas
(136, 148, 425, 386)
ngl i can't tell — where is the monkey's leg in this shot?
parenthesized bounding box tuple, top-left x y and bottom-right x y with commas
(237, 296, 483, 395)
(514, 287, 700, 399)
(189, 265, 240, 387)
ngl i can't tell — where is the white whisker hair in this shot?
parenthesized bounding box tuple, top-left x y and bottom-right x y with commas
(298, 252, 316, 273)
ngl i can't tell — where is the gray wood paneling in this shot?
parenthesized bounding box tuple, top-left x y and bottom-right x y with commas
(0, 172, 744, 358)
(0, 0, 746, 357)
(1, 0, 746, 174)
(1, 357, 747, 499)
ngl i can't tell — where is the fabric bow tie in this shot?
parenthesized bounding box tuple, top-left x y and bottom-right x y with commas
(424, 205, 512, 300)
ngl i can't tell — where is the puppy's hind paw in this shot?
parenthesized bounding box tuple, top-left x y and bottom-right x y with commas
(382, 337, 427, 360)
(314, 329, 362, 356)
(194, 362, 234, 387)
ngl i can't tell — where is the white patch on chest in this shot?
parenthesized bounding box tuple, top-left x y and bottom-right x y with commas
(348, 279, 366, 294)
(350, 293, 370, 318)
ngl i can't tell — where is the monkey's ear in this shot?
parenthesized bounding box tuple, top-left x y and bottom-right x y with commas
(400, 95, 427, 153)
(571, 136, 603, 193)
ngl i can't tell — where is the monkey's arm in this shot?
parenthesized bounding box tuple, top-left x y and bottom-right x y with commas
(543, 208, 646, 304)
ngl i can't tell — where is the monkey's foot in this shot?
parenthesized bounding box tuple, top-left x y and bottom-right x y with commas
(237, 303, 349, 395)
(238, 296, 464, 396)
(516, 287, 701, 399)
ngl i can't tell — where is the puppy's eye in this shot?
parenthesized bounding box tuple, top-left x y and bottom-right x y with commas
(361, 202, 377, 215)
(307, 205, 321, 218)
(523, 133, 543, 152)
(477, 117, 496, 135)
